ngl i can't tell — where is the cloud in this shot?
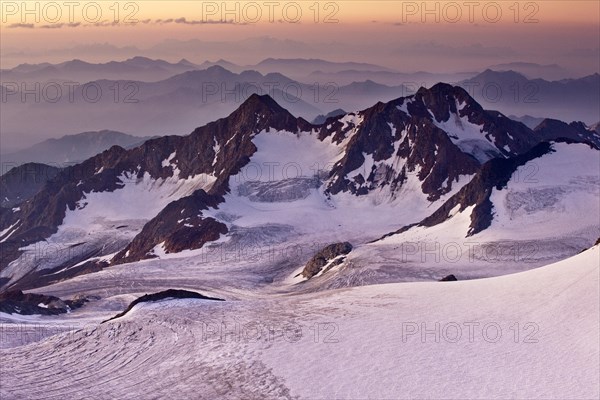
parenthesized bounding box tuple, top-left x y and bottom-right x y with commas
(163, 17, 246, 25)
(91, 20, 122, 27)
(7, 23, 34, 29)
(40, 22, 81, 29)
(4, 18, 247, 30)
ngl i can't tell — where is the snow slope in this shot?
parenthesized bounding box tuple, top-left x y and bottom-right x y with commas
(1, 244, 597, 399)
(204, 128, 471, 249)
(432, 99, 502, 162)
(362, 141, 600, 280)
(487, 142, 600, 238)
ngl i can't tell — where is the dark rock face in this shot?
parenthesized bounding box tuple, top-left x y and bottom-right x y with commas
(0, 290, 89, 315)
(103, 289, 224, 322)
(0, 163, 61, 208)
(4, 260, 109, 294)
(407, 83, 539, 156)
(321, 83, 543, 202)
(301, 242, 353, 279)
(323, 99, 479, 202)
(439, 274, 458, 281)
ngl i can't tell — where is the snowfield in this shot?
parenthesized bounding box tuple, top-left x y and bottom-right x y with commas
(1, 92, 599, 399)
(1, 244, 598, 399)
(487, 142, 600, 238)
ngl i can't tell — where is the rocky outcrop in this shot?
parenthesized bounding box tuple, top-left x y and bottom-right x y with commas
(0, 290, 90, 315)
(103, 289, 224, 322)
(301, 242, 353, 279)
(581, 237, 600, 253)
(112, 191, 227, 264)
(439, 274, 458, 281)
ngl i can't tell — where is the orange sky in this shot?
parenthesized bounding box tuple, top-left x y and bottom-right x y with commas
(1, 1, 598, 25)
(1, 1, 598, 74)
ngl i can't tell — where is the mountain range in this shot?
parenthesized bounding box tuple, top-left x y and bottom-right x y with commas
(487, 62, 572, 81)
(2, 58, 598, 153)
(461, 69, 600, 124)
(1, 84, 598, 292)
(0, 56, 199, 83)
(1, 65, 409, 150)
(0, 57, 396, 84)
